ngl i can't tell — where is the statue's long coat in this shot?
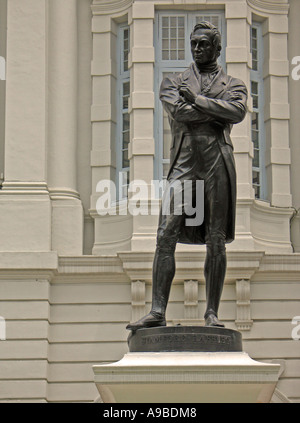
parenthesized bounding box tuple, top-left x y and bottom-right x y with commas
(160, 63, 248, 245)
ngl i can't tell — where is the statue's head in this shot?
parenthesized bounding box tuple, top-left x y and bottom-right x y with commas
(190, 21, 222, 66)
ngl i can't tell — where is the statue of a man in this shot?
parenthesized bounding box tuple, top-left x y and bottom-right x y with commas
(127, 21, 247, 330)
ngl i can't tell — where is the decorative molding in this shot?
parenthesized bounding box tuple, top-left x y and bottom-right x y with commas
(49, 188, 81, 201)
(0, 251, 58, 281)
(0, 181, 50, 196)
(6, 250, 295, 284)
(252, 253, 300, 281)
(247, 0, 289, 15)
(184, 280, 199, 320)
(92, 0, 132, 15)
(54, 255, 128, 283)
(235, 279, 253, 331)
(118, 250, 264, 283)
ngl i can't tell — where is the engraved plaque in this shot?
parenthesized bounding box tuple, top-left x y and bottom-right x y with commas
(128, 326, 242, 353)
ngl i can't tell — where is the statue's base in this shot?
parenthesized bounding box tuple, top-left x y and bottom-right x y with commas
(127, 326, 242, 353)
(93, 326, 280, 403)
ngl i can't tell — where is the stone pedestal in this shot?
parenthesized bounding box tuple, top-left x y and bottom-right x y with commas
(93, 326, 280, 403)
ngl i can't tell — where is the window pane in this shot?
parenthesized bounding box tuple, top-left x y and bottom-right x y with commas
(170, 50, 177, 60)
(123, 96, 128, 110)
(162, 28, 169, 38)
(162, 17, 169, 27)
(170, 28, 177, 38)
(252, 95, 258, 109)
(178, 50, 185, 60)
(162, 50, 169, 60)
(178, 17, 184, 27)
(253, 149, 260, 167)
(122, 150, 129, 169)
(178, 27, 185, 38)
(253, 170, 260, 184)
(252, 130, 259, 149)
(123, 130, 129, 145)
(123, 82, 130, 109)
(170, 17, 177, 27)
(123, 82, 129, 96)
(123, 28, 130, 72)
(123, 113, 129, 132)
(170, 39, 177, 49)
(251, 80, 259, 109)
(178, 39, 185, 49)
(252, 113, 259, 130)
(162, 39, 169, 49)
(251, 81, 258, 95)
(254, 184, 260, 199)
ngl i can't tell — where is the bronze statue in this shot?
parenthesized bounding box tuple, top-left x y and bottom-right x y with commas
(127, 21, 248, 330)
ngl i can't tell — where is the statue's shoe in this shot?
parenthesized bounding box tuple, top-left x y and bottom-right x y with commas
(126, 312, 166, 331)
(205, 313, 225, 328)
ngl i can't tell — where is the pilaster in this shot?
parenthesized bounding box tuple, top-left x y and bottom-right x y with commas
(129, 1, 157, 251)
(225, 1, 256, 251)
(262, 14, 291, 208)
(0, 0, 51, 252)
(48, 0, 84, 255)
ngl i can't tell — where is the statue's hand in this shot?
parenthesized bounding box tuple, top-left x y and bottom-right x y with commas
(179, 84, 197, 104)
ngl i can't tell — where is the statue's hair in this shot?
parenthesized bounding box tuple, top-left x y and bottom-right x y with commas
(190, 21, 222, 57)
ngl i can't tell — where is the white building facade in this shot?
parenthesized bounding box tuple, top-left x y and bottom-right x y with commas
(0, 0, 299, 402)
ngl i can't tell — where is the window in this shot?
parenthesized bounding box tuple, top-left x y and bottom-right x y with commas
(161, 16, 186, 61)
(154, 11, 226, 183)
(116, 25, 130, 200)
(250, 23, 266, 200)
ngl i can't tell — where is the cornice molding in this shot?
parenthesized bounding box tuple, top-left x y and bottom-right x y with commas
(92, 0, 132, 15)
(247, 0, 289, 15)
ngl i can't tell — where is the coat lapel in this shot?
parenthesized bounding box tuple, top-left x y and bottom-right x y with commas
(181, 64, 202, 95)
(207, 67, 229, 99)
(187, 63, 229, 99)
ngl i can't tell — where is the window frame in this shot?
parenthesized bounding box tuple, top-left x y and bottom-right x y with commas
(116, 24, 131, 201)
(250, 22, 266, 200)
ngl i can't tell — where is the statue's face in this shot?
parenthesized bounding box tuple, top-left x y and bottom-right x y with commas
(191, 29, 218, 66)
